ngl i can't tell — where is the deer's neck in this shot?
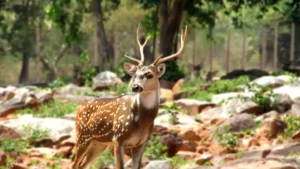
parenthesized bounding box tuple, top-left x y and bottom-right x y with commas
(137, 90, 159, 110)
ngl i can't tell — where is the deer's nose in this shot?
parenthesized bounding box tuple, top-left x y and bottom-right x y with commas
(132, 84, 143, 92)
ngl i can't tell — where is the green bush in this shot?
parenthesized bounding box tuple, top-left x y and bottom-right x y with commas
(91, 149, 115, 169)
(214, 125, 239, 149)
(16, 99, 77, 118)
(0, 125, 48, 154)
(282, 115, 300, 139)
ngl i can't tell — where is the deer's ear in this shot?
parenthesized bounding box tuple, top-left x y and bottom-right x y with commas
(157, 63, 166, 78)
(124, 63, 137, 76)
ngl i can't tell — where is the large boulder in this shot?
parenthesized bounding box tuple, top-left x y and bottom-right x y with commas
(274, 83, 300, 101)
(211, 92, 254, 105)
(0, 114, 75, 143)
(144, 160, 172, 169)
(92, 71, 123, 90)
(250, 76, 285, 88)
(174, 99, 216, 115)
(197, 98, 263, 122)
(224, 113, 255, 132)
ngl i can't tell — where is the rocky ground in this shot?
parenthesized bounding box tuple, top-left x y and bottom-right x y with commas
(1, 71, 300, 169)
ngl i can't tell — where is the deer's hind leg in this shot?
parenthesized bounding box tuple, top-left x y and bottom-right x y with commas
(80, 141, 108, 169)
(72, 138, 91, 169)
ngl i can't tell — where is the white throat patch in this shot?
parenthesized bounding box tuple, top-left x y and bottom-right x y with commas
(138, 91, 159, 109)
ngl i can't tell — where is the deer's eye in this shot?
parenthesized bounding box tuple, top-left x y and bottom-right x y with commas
(146, 74, 153, 79)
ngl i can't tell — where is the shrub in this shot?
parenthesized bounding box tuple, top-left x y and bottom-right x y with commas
(91, 149, 115, 169)
(16, 99, 76, 118)
(282, 115, 300, 139)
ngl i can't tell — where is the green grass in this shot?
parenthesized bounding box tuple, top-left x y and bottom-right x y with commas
(282, 115, 300, 139)
(182, 76, 250, 101)
(91, 149, 115, 169)
(16, 99, 77, 118)
(0, 125, 48, 153)
(214, 125, 239, 149)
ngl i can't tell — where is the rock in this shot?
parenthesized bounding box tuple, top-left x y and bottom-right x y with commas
(255, 110, 279, 122)
(35, 90, 53, 103)
(63, 112, 76, 121)
(160, 88, 173, 101)
(0, 96, 27, 117)
(176, 151, 201, 160)
(59, 83, 88, 95)
(220, 157, 300, 169)
(55, 145, 73, 158)
(0, 115, 75, 143)
(241, 138, 259, 148)
(54, 94, 96, 103)
(0, 125, 21, 139)
(144, 160, 172, 169)
(92, 71, 123, 90)
(220, 69, 269, 81)
(257, 117, 287, 138)
(29, 147, 56, 158)
(197, 98, 263, 122)
(292, 130, 300, 141)
(211, 92, 254, 105)
(174, 99, 216, 115)
(179, 141, 199, 152)
(274, 85, 300, 102)
(155, 112, 199, 127)
(195, 153, 213, 165)
(274, 94, 293, 113)
(179, 128, 201, 141)
(152, 125, 182, 157)
(172, 79, 185, 93)
(225, 113, 255, 132)
(250, 76, 285, 88)
(290, 104, 300, 117)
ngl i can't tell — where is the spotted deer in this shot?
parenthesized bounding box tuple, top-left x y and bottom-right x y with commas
(72, 24, 188, 169)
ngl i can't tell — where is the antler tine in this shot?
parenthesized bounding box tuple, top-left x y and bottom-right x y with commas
(136, 23, 149, 64)
(124, 55, 142, 65)
(158, 26, 188, 64)
(152, 54, 163, 65)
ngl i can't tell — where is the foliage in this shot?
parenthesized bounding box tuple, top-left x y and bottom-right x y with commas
(108, 83, 129, 95)
(0, 125, 48, 154)
(48, 77, 67, 89)
(162, 60, 186, 81)
(16, 99, 77, 118)
(91, 149, 115, 169)
(184, 76, 249, 101)
(144, 135, 167, 160)
(208, 76, 249, 93)
(282, 115, 300, 139)
(179, 78, 206, 92)
(48, 153, 64, 169)
(214, 125, 239, 149)
(160, 102, 181, 125)
(284, 71, 298, 84)
(246, 83, 277, 108)
(0, 156, 15, 169)
(144, 135, 191, 167)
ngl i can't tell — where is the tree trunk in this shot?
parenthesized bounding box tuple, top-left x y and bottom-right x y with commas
(242, 28, 247, 70)
(158, 0, 186, 57)
(290, 23, 295, 61)
(92, 0, 111, 71)
(261, 27, 267, 70)
(273, 26, 278, 70)
(113, 31, 119, 68)
(226, 29, 231, 73)
(151, 5, 159, 62)
(35, 16, 43, 83)
(19, 0, 31, 84)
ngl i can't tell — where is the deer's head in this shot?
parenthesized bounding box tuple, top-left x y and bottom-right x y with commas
(124, 24, 188, 93)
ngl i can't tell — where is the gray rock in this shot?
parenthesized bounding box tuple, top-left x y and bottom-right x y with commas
(197, 98, 263, 122)
(290, 104, 300, 117)
(274, 85, 300, 101)
(174, 99, 216, 115)
(144, 160, 172, 169)
(92, 71, 123, 90)
(226, 113, 255, 132)
(0, 115, 75, 142)
(251, 76, 285, 88)
(274, 93, 293, 113)
(211, 92, 254, 104)
(255, 110, 279, 122)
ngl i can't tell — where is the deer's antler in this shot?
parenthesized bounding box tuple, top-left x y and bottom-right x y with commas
(124, 24, 149, 66)
(154, 26, 188, 65)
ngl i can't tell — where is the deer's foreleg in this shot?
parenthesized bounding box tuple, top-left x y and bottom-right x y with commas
(131, 143, 147, 169)
(114, 141, 125, 169)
